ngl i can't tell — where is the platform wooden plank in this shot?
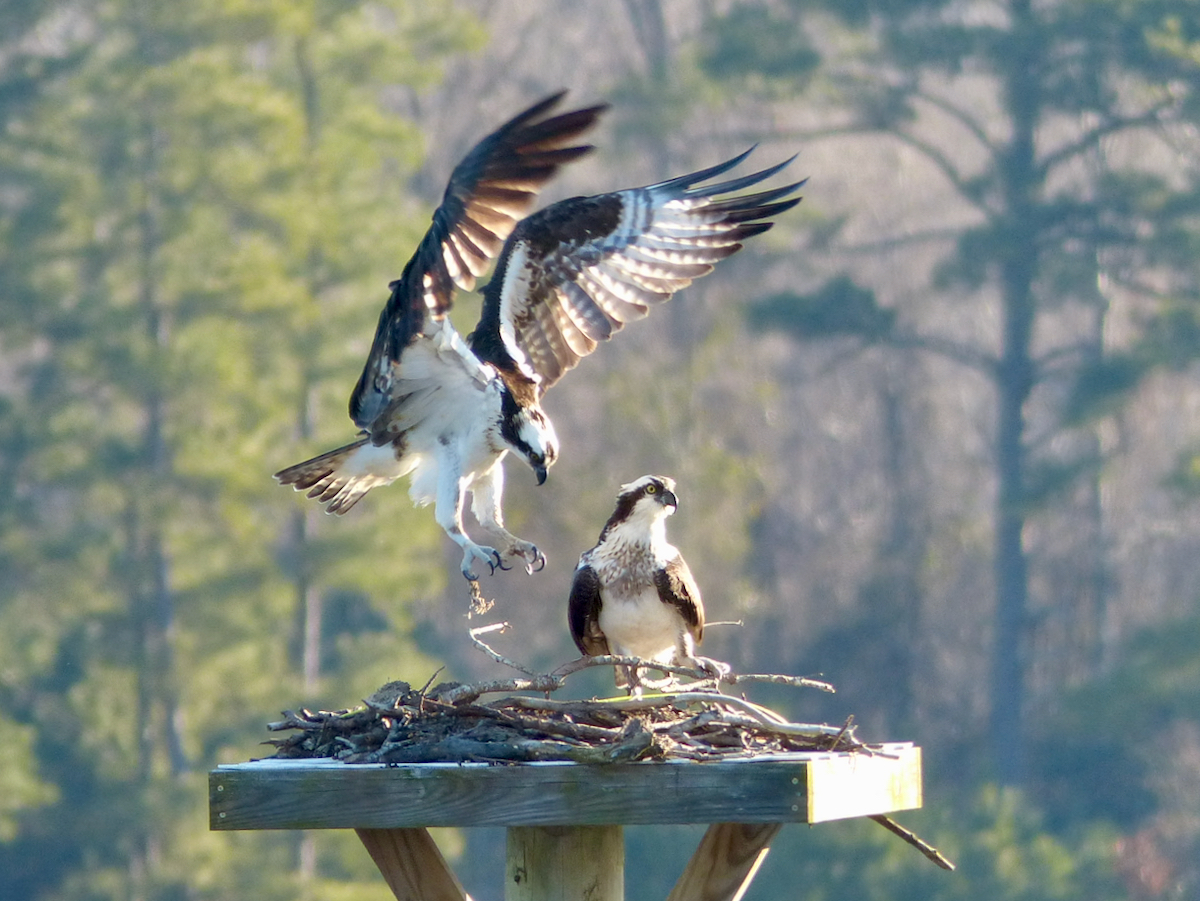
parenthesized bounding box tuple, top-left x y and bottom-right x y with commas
(210, 744, 920, 830)
(807, 745, 922, 822)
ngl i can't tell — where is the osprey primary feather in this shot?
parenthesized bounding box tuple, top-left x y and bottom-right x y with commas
(275, 93, 803, 581)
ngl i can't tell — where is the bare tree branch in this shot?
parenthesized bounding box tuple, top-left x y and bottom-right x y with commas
(883, 126, 991, 216)
(912, 88, 998, 157)
(889, 329, 998, 375)
(1038, 102, 1176, 177)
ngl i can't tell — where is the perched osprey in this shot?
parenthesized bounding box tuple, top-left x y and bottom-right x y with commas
(275, 92, 803, 581)
(568, 476, 727, 692)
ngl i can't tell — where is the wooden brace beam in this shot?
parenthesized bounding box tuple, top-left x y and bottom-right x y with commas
(667, 823, 782, 901)
(356, 827, 471, 901)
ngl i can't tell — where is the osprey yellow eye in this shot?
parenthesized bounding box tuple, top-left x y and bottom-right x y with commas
(646, 484, 657, 493)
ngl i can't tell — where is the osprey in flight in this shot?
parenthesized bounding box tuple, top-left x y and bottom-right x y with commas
(275, 93, 803, 581)
(568, 475, 727, 692)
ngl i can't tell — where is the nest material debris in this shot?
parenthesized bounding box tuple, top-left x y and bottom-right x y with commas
(266, 621, 852, 764)
(266, 678, 861, 764)
(262, 621, 955, 871)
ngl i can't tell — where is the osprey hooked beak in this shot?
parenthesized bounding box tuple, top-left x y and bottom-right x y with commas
(507, 403, 557, 487)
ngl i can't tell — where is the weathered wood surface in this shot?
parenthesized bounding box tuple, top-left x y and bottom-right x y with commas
(807, 745, 922, 822)
(355, 827, 471, 901)
(209, 744, 920, 830)
(665, 823, 782, 901)
(506, 825, 623, 901)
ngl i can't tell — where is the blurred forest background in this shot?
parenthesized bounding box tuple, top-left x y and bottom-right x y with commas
(2, 0, 1200, 899)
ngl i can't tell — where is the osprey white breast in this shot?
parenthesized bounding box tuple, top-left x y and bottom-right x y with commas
(568, 475, 727, 691)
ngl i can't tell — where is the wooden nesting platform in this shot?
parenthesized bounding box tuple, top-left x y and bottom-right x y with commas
(210, 743, 922, 901)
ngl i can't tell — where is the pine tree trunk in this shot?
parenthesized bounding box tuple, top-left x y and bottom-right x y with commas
(990, 0, 1041, 785)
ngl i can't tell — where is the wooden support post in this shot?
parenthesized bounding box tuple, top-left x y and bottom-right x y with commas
(666, 823, 782, 901)
(506, 825, 624, 901)
(356, 827, 470, 901)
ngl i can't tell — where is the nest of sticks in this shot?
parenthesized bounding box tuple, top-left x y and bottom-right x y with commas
(266, 622, 855, 764)
(263, 621, 954, 871)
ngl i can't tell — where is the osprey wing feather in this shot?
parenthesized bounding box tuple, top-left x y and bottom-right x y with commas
(349, 92, 608, 429)
(472, 148, 804, 388)
(276, 92, 607, 582)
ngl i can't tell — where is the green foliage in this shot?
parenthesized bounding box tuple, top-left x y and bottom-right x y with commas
(1035, 612, 1200, 767)
(698, 5, 820, 89)
(748, 276, 895, 341)
(1064, 353, 1148, 424)
(0, 714, 57, 843)
(747, 784, 1121, 901)
(0, 1, 481, 898)
(1025, 610, 1200, 897)
(1069, 297, 1200, 489)
(1167, 451, 1200, 499)
(699, 0, 1200, 793)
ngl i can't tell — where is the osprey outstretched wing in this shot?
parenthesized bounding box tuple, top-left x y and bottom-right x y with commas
(349, 91, 608, 431)
(469, 148, 803, 389)
(277, 93, 803, 584)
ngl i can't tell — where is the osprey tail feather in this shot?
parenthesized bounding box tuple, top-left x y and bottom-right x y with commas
(275, 438, 406, 515)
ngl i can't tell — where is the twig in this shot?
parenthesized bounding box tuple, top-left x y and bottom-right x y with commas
(266, 710, 321, 731)
(469, 622, 509, 639)
(551, 653, 718, 681)
(422, 698, 625, 743)
(549, 655, 836, 693)
(869, 815, 956, 871)
(468, 622, 542, 677)
(711, 695, 791, 725)
(494, 691, 851, 741)
(362, 696, 405, 715)
(493, 693, 689, 714)
(482, 706, 624, 744)
(829, 716, 855, 751)
(710, 713, 853, 741)
(722, 672, 836, 693)
(437, 676, 564, 705)
(417, 668, 444, 696)
(472, 624, 837, 695)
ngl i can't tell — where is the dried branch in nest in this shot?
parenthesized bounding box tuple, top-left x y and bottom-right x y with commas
(461, 621, 836, 698)
(265, 621, 852, 763)
(266, 676, 860, 764)
(263, 617, 952, 871)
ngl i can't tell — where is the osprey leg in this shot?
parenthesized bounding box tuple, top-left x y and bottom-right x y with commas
(433, 464, 502, 581)
(471, 464, 546, 573)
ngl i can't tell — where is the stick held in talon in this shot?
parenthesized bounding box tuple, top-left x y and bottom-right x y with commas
(467, 580, 494, 616)
(567, 476, 716, 694)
